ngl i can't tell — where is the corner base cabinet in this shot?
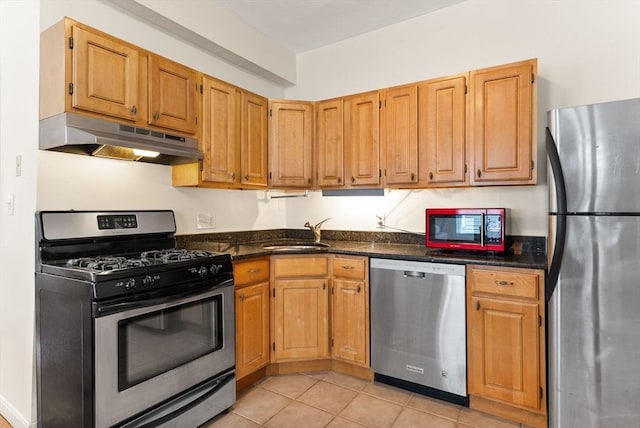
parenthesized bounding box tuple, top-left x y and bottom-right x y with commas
(270, 255, 329, 361)
(466, 264, 547, 428)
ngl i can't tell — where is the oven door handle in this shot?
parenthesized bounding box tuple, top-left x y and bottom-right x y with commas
(95, 279, 232, 317)
(119, 369, 235, 428)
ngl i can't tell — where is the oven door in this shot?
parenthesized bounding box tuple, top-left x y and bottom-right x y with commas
(94, 283, 234, 428)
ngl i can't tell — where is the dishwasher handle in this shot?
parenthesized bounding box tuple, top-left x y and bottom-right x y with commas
(403, 271, 426, 278)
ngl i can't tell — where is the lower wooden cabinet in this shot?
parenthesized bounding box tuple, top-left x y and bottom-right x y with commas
(234, 258, 270, 380)
(331, 255, 369, 367)
(271, 255, 330, 361)
(466, 264, 547, 428)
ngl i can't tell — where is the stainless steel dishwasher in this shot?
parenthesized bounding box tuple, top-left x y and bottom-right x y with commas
(370, 258, 467, 405)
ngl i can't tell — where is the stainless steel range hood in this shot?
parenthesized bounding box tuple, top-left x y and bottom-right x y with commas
(39, 113, 203, 165)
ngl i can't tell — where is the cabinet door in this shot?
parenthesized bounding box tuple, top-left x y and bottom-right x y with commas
(469, 60, 536, 185)
(71, 26, 139, 121)
(316, 99, 344, 188)
(382, 85, 418, 186)
(236, 282, 270, 379)
(345, 92, 380, 187)
(272, 279, 329, 361)
(332, 278, 368, 366)
(468, 296, 541, 411)
(420, 75, 467, 186)
(201, 76, 239, 184)
(241, 91, 268, 187)
(269, 101, 314, 188)
(148, 54, 197, 134)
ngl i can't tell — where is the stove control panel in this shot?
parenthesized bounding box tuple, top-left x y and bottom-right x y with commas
(97, 214, 138, 230)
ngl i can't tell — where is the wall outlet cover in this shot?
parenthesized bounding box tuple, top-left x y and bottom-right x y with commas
(196, 213, 215, 229)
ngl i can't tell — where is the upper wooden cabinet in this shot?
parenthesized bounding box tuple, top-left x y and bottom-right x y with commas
(316, 99, 345, 188)
(68, 25, 140, 121)
(241, 91, 269, 187)
(469, 59, 537, 185)
(201, 76, 239, 184)
(173, 80, 268, 189)
(40, 18, 198, 136)
(269, 100, 314, 188)
(344, 91, 381, 187)
(419, 74, 468, 187)
(148, 54, 198, 134)
(381, 85, 418, 186)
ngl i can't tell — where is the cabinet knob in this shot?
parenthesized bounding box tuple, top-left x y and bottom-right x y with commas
(351, 176, 355, 184)
(477, 169, 482, 178)
(411, 173, 415, 181)
(357, 285, 361, 293)
(429, 172, 433, 180)
(230, 172, 235, 179)
(337, 177, 341, 184)
(322, 282, 326, 290)
(130, 105, 137, 116)
(239, 293, 245, 301)
(245, 174, 249, 181)
(476, 300, 480, 310)
(153, 112, 160, 121)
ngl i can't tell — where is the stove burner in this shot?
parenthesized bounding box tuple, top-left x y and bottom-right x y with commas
(66, 256, 153, 271)
(141, 249, 213, 264)
(62, 249, 215, 272)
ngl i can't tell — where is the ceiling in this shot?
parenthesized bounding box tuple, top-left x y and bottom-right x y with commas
(211, 0, 466, 53)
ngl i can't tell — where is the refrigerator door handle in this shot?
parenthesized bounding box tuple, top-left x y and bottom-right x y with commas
(546, 127, 568, 301)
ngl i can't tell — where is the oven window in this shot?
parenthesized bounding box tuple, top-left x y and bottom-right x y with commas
(430, 215, 481, 243)
(117, 295, 223, 391)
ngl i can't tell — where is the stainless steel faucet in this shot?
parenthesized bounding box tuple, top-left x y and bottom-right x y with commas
(304, 218, 330, 243)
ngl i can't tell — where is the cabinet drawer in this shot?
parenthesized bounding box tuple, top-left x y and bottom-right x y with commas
(468, 266, 539, 300)
(272, 255, 329, 278)
(234, 258, 269, 286)
(332, 256, 366, 280)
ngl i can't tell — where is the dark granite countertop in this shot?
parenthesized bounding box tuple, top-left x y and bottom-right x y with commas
(177, 229, 547, 270)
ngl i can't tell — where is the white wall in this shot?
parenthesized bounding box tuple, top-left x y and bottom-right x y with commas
(3, 0, 640, 425)
(285, 0, 640, 237)
(0, 2, 40, 427)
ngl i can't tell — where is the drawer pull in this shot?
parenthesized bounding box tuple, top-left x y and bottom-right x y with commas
(357, 285, 361, 293)
(476, 301, 480, 310)
(239, 293, 245, 301)
(342, 265, 354, 270)
(495, 280, 515, 286)
(248, 268, 261, 274)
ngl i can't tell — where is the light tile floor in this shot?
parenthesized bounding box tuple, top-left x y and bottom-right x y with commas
(203, 371, 529, 428)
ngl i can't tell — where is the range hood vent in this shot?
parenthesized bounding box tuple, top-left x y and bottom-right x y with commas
(39, 113, 203, 165)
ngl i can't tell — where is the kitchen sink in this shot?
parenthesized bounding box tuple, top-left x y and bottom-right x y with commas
(262, 241, 330, 251)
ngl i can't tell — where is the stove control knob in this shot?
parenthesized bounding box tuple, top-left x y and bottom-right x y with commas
(210, 264, 222, 275)
(125, 278, 136, 290)
(142, 275, 154, 288)
(198, 266, 208, 277)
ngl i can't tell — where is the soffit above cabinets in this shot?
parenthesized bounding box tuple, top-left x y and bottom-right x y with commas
(212, 0, 467, 53)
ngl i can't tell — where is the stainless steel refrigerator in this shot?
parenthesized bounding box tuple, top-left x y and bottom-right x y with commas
(546, 97, 640, 428)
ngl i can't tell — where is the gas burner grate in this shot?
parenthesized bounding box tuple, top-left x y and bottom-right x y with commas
(141, 249, 214, 264)
(66, 256, 153, 271)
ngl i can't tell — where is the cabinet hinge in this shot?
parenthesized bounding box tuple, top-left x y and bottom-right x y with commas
(532, 73, 535, 84)
(269, 109, 272, 117)
(68, 36, 74, 49)
(331, 286, 334, 295)
(464, 85, 468, 95)
(199, 84, 203, 94)
(68, 83, 74, 95)
(331, 338, 334, 348)
(378, 101, 382, 109)
(531, 160, 535, 170)
(379, 169, 382, 178)
(464, 164, 468, 174)
(272, 342, 275, 352)
(269, 171, 272, 181)
(539, 314, 543, 327)
(199, 159, 204, 172)
(540, 386, 544, 400)
(272, 288, 275, 297)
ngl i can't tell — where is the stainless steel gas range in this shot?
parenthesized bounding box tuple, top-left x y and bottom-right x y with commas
(35, 210, 235, 428)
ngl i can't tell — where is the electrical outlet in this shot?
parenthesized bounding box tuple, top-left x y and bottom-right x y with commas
(196, 213, 216, 229)
(15, 155, 21, 177)
(376, 214, 386, 228)
(6, 193, 15, 216)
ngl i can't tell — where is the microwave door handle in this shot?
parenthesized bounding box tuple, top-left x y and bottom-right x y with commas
(480, 213, 485, 247)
